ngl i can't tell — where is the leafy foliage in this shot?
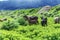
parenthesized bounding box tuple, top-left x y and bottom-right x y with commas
(17, 17, 28, 26)
(1, 21, 19, 30)
(0, 5, 60, 40)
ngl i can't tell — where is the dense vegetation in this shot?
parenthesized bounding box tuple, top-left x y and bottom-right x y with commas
(0, 5, 60, 40)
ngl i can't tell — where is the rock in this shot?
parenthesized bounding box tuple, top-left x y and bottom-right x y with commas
(37, 5, 52, 14)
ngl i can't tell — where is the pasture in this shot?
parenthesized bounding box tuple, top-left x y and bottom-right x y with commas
(0, 5, 60, 40)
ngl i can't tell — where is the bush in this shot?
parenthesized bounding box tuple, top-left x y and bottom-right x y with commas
(0, 33, 6, 40)
(3, 38, 9, 40)
(51, 35, 58, 40)
(0, 36, 4, 40)
(1, 20, 19, 30)
(18, 17, 27, 26)
(43, 34, 59, 40)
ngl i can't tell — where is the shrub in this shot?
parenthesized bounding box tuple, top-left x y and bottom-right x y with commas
(0, 36, 4, 40)
(1, 20, 19, 30)
(18, 17, 27, 26)
(51, 35, 58, 40)
(3, 38, 9, 40)
(0, 33, 6, 40)
(43, 34, 59, 40)
(29, 9, 35, 13)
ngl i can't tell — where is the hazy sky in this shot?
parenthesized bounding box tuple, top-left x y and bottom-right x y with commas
(0, 0, 37, 1)
(0, 0, 60, 10)
(0, 0, 41, 2)
(0, 0, 8, 1)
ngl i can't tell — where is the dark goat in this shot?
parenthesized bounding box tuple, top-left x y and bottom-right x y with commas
(41, 17, 47, 26)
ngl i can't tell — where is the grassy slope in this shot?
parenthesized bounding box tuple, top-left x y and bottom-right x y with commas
(0, 5, 60, 40)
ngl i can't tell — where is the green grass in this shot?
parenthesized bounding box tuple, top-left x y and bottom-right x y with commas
(0, 5, 60, 40)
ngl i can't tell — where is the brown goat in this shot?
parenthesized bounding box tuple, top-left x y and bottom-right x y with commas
(23, 15, 38, 25)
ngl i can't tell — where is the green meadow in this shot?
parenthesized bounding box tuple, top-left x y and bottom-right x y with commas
(0, 5, 60, 40)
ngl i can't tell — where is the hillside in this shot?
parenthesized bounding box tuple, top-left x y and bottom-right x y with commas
(0, 5, 60, 40)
